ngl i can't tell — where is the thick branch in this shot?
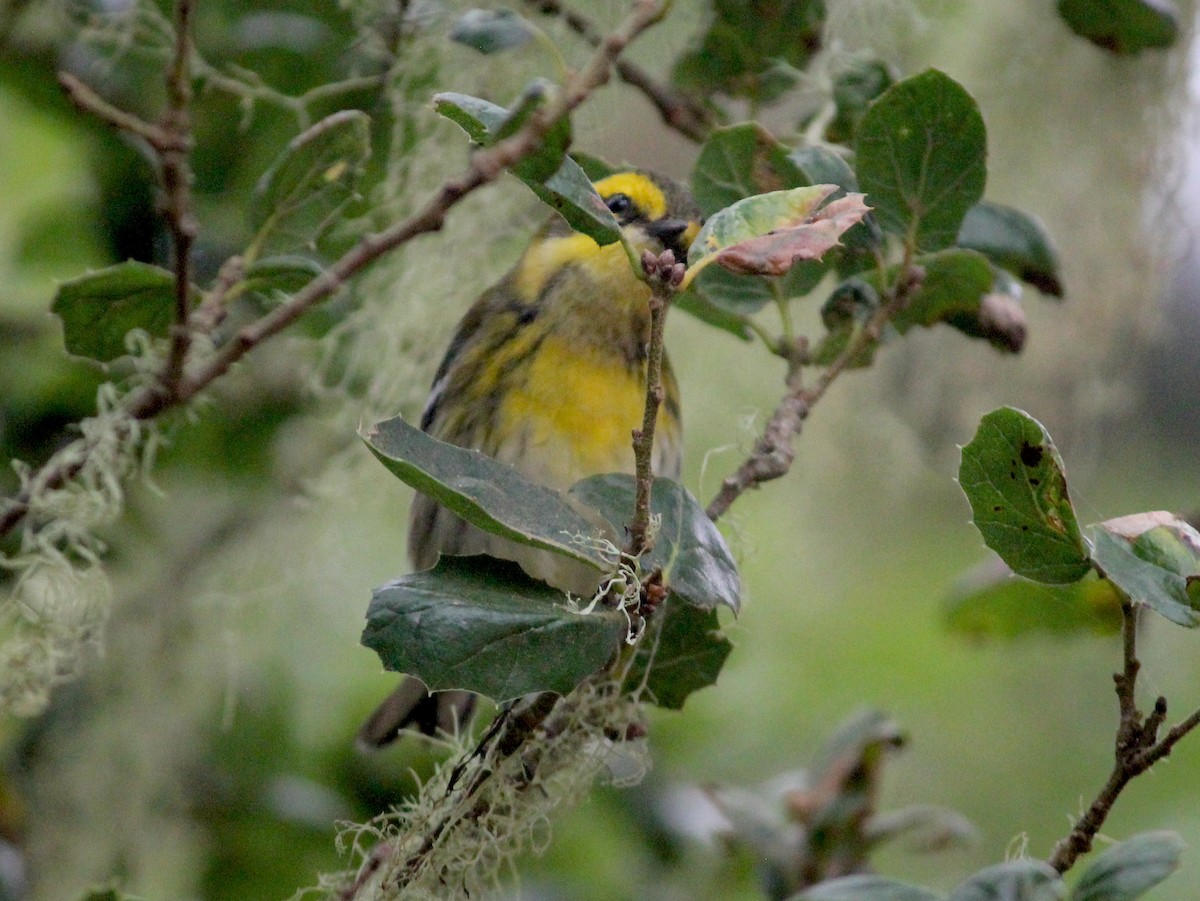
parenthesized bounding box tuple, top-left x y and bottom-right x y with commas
(2, 0, 669, 545)
(524, 0, 712, 142)
(1047, 602, 1200, 873)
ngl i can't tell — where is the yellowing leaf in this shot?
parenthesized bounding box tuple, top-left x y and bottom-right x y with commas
(684, 185, 870, 287)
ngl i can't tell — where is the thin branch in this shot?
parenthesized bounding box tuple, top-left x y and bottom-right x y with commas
(2, 0, 670, 546)
(57, 72, 176, 150)
(523, 0, 713, 143)
(159, 0, 198, 394)
(1047, 601, 1200, 873)
(704, 265, 922, 522)
(626, 252, 683, 558)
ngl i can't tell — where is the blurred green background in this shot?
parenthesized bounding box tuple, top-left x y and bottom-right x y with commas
(1, 1, 1199, 899)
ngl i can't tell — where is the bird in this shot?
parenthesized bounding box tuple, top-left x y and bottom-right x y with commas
(357, 169, 701, 748)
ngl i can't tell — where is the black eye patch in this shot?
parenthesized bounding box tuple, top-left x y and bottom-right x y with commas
(605, 193, 634, 219)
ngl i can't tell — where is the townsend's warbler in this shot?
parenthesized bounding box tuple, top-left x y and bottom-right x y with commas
(357, 170, 702, 748)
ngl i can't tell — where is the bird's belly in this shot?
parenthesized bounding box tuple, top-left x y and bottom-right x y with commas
(492, 335, 651, 488)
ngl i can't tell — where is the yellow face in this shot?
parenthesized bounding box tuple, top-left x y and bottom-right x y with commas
(592, 171, 702, 259)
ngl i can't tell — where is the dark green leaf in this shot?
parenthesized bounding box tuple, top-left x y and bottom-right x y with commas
(433, 91, 620, 245)
(241, 255, 325, 297)
(948, 860, 1065, 901)
(959, 408, 1092, 584)
(1056, 0, 1179, 54)
(856, 69, 987, 251)
(791, 875, 941, 901)
(946, 561, 1122, 639)
(673, 0, 826, 104)
(525, 155, 622, 246)
(810, 278, 880, 368)
(571, 152, 619, 182)
(569, 474, 741, 614)
(824, 56, 898, 144)
(363, 416, 613, 571)
(1088, 513, 1200, 627)
(622, 601, 732, 709)
(1071, 831, 1185, 901)
(789, 145, 860, 194)
(76, 889, 146, 901)
(51, 261, 192, 362)
(958, 202, 1063, 296)
(250, 110, 372, 254)
(692, 123, 807, 217)
(894, 249, 995, 333)
(673, 282, 755, 340)
(681, 262, 826, 330)
(450, 9, 536, 54)
(363, 557, 626, 701)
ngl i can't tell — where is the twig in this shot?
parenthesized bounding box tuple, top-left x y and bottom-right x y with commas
(626, 251, 683, 557)
(1, 0, 670, 545)
(159, 0, 198, 394)
(704, 265, 922, 522)
(1047, 601, 1200, 873)
(523, 0, 713, 143)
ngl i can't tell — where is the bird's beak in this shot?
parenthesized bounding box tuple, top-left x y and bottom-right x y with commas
(646, 218, 696, 260)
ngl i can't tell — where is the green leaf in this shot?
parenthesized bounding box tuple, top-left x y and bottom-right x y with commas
(1071, 831, 1185, 901)
(434, 91, 620, 245)
(363, 416, 613, 571)
(792, 875, 941, 901)
(945, 562, 1122, 639)
(1088, 513, 1200, 627)
(51, 261, 192, 362)
(1056, 0, 1179, 54)
(692, 123, 807, 217)
(249, 110, 372, 254)
(241, 254, 325, 297)
(571, 152, 619, 182)
(789, 145, 860, 194)
(434, 91, 506, 143)
(958, 202, 1063, 296)
(622, 601, 732, 709)
(824, 55, 898, 144)
(450, 9, 536, 54)
(856, 69, 987, 251)
(681, 257, 827, 334)
(525, 155, 622, 245)
(76, 889, 146, 901)
(363, 557, 627, 701)
(569, 474, 741, 614)
(673, 0, 826, 104)
(959, 408, 1092, 584)
(948, 860, 1065, 901)
(893, 249, 995, 333)
(810, 278, 880, 368)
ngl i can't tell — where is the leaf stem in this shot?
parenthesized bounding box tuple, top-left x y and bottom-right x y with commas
(627, 281, 671, 558)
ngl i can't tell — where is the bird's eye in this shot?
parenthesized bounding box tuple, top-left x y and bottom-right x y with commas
(605, 193, 633, 217)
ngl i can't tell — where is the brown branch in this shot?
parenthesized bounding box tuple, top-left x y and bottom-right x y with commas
(2, 0, 670, 546)
(160, 0, 198, 393)
(705, 265, 922, 522)
(626, 251, 683, 558)
(1048, 602, 1200, 873)
(523, 0, 713, 143)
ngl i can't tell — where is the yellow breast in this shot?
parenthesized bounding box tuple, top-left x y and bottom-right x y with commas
(491, 335, 672, 489)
